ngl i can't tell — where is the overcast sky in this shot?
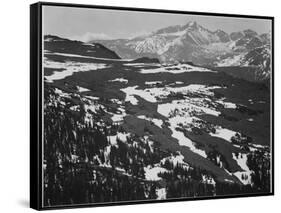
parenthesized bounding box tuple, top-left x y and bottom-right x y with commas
(43, 5, 272, 42)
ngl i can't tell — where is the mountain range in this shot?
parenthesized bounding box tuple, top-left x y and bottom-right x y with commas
(90, 21, 271, 80)
(44, 20, 271, 82)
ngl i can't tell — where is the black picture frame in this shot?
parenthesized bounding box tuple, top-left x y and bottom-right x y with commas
(30, 2, 274, 210)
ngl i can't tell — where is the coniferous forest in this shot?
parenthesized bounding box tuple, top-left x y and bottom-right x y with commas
(43, 85, 271, 206)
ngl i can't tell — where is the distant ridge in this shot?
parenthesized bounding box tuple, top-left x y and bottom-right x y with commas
(44, 35, 121, 59)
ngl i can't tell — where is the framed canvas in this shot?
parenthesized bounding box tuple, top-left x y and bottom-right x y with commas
(30, 2, 274, 210)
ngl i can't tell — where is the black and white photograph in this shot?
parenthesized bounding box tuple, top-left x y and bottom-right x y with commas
(36, 2, 273, 209)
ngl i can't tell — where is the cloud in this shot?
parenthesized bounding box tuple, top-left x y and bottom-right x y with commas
(70, 32, 113, 42)
(69, 31, 152, 42)
(127, 31, 151, 39)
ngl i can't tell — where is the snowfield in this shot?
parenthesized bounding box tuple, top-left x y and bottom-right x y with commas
(158, 99, 221, 117)
(44, 60, 109, 82)
(121, 84, 222, 106)
(148, 84, 221, 100)
(140, 63, 217, 74)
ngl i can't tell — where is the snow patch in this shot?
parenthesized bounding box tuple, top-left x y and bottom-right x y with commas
(144, 165, 167, 181)
(216, 99, 237, 109)
(109, 78, 128, 84)
(110, 99, 122, 105)
(110, 107, 127, 123)
(137, 115, 163, 128)
(209, 127, 237, 142)
(107, 132, 130, 145)
(145, 81, 162, 85)
(156, 188, 167, 200)
(77, 86, 90, 92)
(232, 153, 253, 185)
(160, 152, 190, 170)
(46, 52, 132, 62)
(123, 63, 156, 67)
(202, 175, 216, 186)
(169, 126, 207, 158)
(121, 86, 157, 105)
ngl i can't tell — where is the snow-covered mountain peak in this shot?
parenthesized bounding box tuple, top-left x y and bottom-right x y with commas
(185, 21, 199, 29)
(128, 35, 168, 54)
